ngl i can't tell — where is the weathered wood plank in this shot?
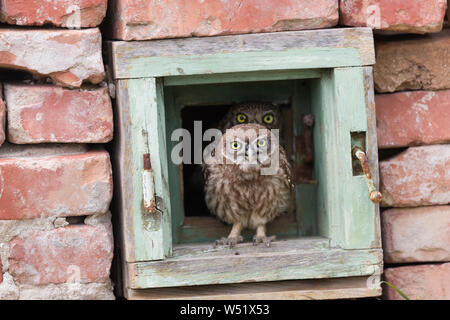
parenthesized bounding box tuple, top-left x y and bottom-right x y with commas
(178, 214, 298, 244)
(163, 87, 184, 245)
(164, 69, 321, 86)
(332, 68, 378, 249)
(110, 28, 375, 79)
(126, 276, 381, 300)
(311, 68, 378, 249)
(114, 78, 172, 263)
(172, 236, 329, 259)
(128, 242, 382, 288)
(147, 78, 173, 258)
(311, 73, 337, 244)
(363, 67, 382, 249)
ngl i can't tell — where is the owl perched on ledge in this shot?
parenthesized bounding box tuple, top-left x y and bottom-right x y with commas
(203, 123, 292, 248)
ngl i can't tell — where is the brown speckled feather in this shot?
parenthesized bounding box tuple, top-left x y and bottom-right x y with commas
(203, 124, 292, 230)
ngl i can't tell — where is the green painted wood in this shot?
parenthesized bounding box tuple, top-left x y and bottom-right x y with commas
(129, 240, 382, 288)
(116, 79, 161, 261)
(311, 74, 340, 245)
(292, 80, 318, 236)
(113, 28, 380, 293)
(126, 78, 172, 261)
(148, 78, 173, 257)
(126, 48, 361, 78)
(311, 68, 377, 249)
(333, 68, 376, 249)
(164, 69, 321, 86)
(110, 27, 375, 80)
(296, 184, 318, 236)
(164, 87, 184, 245)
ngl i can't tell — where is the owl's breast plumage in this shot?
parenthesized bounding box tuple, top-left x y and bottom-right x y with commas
(204, 164, 291, 229)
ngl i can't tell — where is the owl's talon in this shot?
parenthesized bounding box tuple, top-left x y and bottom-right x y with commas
(213, 236, 243, 248)
(253, 235, 276, 247)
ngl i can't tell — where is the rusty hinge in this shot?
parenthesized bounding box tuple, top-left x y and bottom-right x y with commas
(352, 147, 382, 203)
(142, 153, 157, 214)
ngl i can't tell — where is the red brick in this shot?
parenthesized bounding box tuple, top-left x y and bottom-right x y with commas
(0, 151, 112, 220)
(340, 0, 447, 34)
(374, 29, 450, 93)
(382, 206, 450, 263)
(9, 223, 113, 285)
(379, 145, 450, 207)
(108, 0, 339, 40)
(376, 90, 450, 148)
(0, 29, 104, 88)
(4, 84, 113, 144)
(0, 84, 5, 147)
(383, 263, 450, 300)
(0, 0, 107, 27)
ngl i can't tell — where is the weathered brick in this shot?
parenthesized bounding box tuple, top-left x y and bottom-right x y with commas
(379, 145, 450, 207)
(0, 151, 113, 220)
(0, 0, 107, 27)
(18, 282, 115, 300)
(9, 223, 113, 285)
(0, 28, 104, 88)
(0, 258, 2, 284)
(340, 0, 447, 34)
(0, 84, 5, 147)
(108, 0, 339, 40)
(374, 29, 450, 93)
(376, 90, 450, 148)
(4, 84, 113, 144)
(383, 263, 450, 300)
(382, 206, 450, 263)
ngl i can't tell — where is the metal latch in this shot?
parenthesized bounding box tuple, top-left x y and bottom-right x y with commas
(352, 147, 382, 203)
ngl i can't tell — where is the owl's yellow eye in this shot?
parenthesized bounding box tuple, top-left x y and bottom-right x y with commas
(230, 141, 241, 150)
(257, 138, 267, 148)
(236, 114, 247, 123)
(263, 114, 274, 124)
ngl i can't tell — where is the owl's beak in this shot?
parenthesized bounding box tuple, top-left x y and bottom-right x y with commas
(245, 147, 256, 163)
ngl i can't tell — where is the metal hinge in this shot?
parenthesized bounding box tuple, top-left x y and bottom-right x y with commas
(142, 152, 158, 214)
(352, 147, 382, 203)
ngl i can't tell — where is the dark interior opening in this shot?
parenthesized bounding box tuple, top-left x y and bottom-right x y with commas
(180, 103, 294, 218)
(181, 105, 232, 217)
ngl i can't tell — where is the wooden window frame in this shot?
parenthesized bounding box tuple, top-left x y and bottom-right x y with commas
(110, 28, 383, 299)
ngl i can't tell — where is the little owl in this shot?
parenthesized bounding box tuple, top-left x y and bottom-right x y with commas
(203, 123, 292, 248)
(219, 101, 282, 133)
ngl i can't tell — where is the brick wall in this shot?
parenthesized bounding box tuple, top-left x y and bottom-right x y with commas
(0, 0, 449, 300)
(341, 0, 450, 300)
(0, 1, 114, 299)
